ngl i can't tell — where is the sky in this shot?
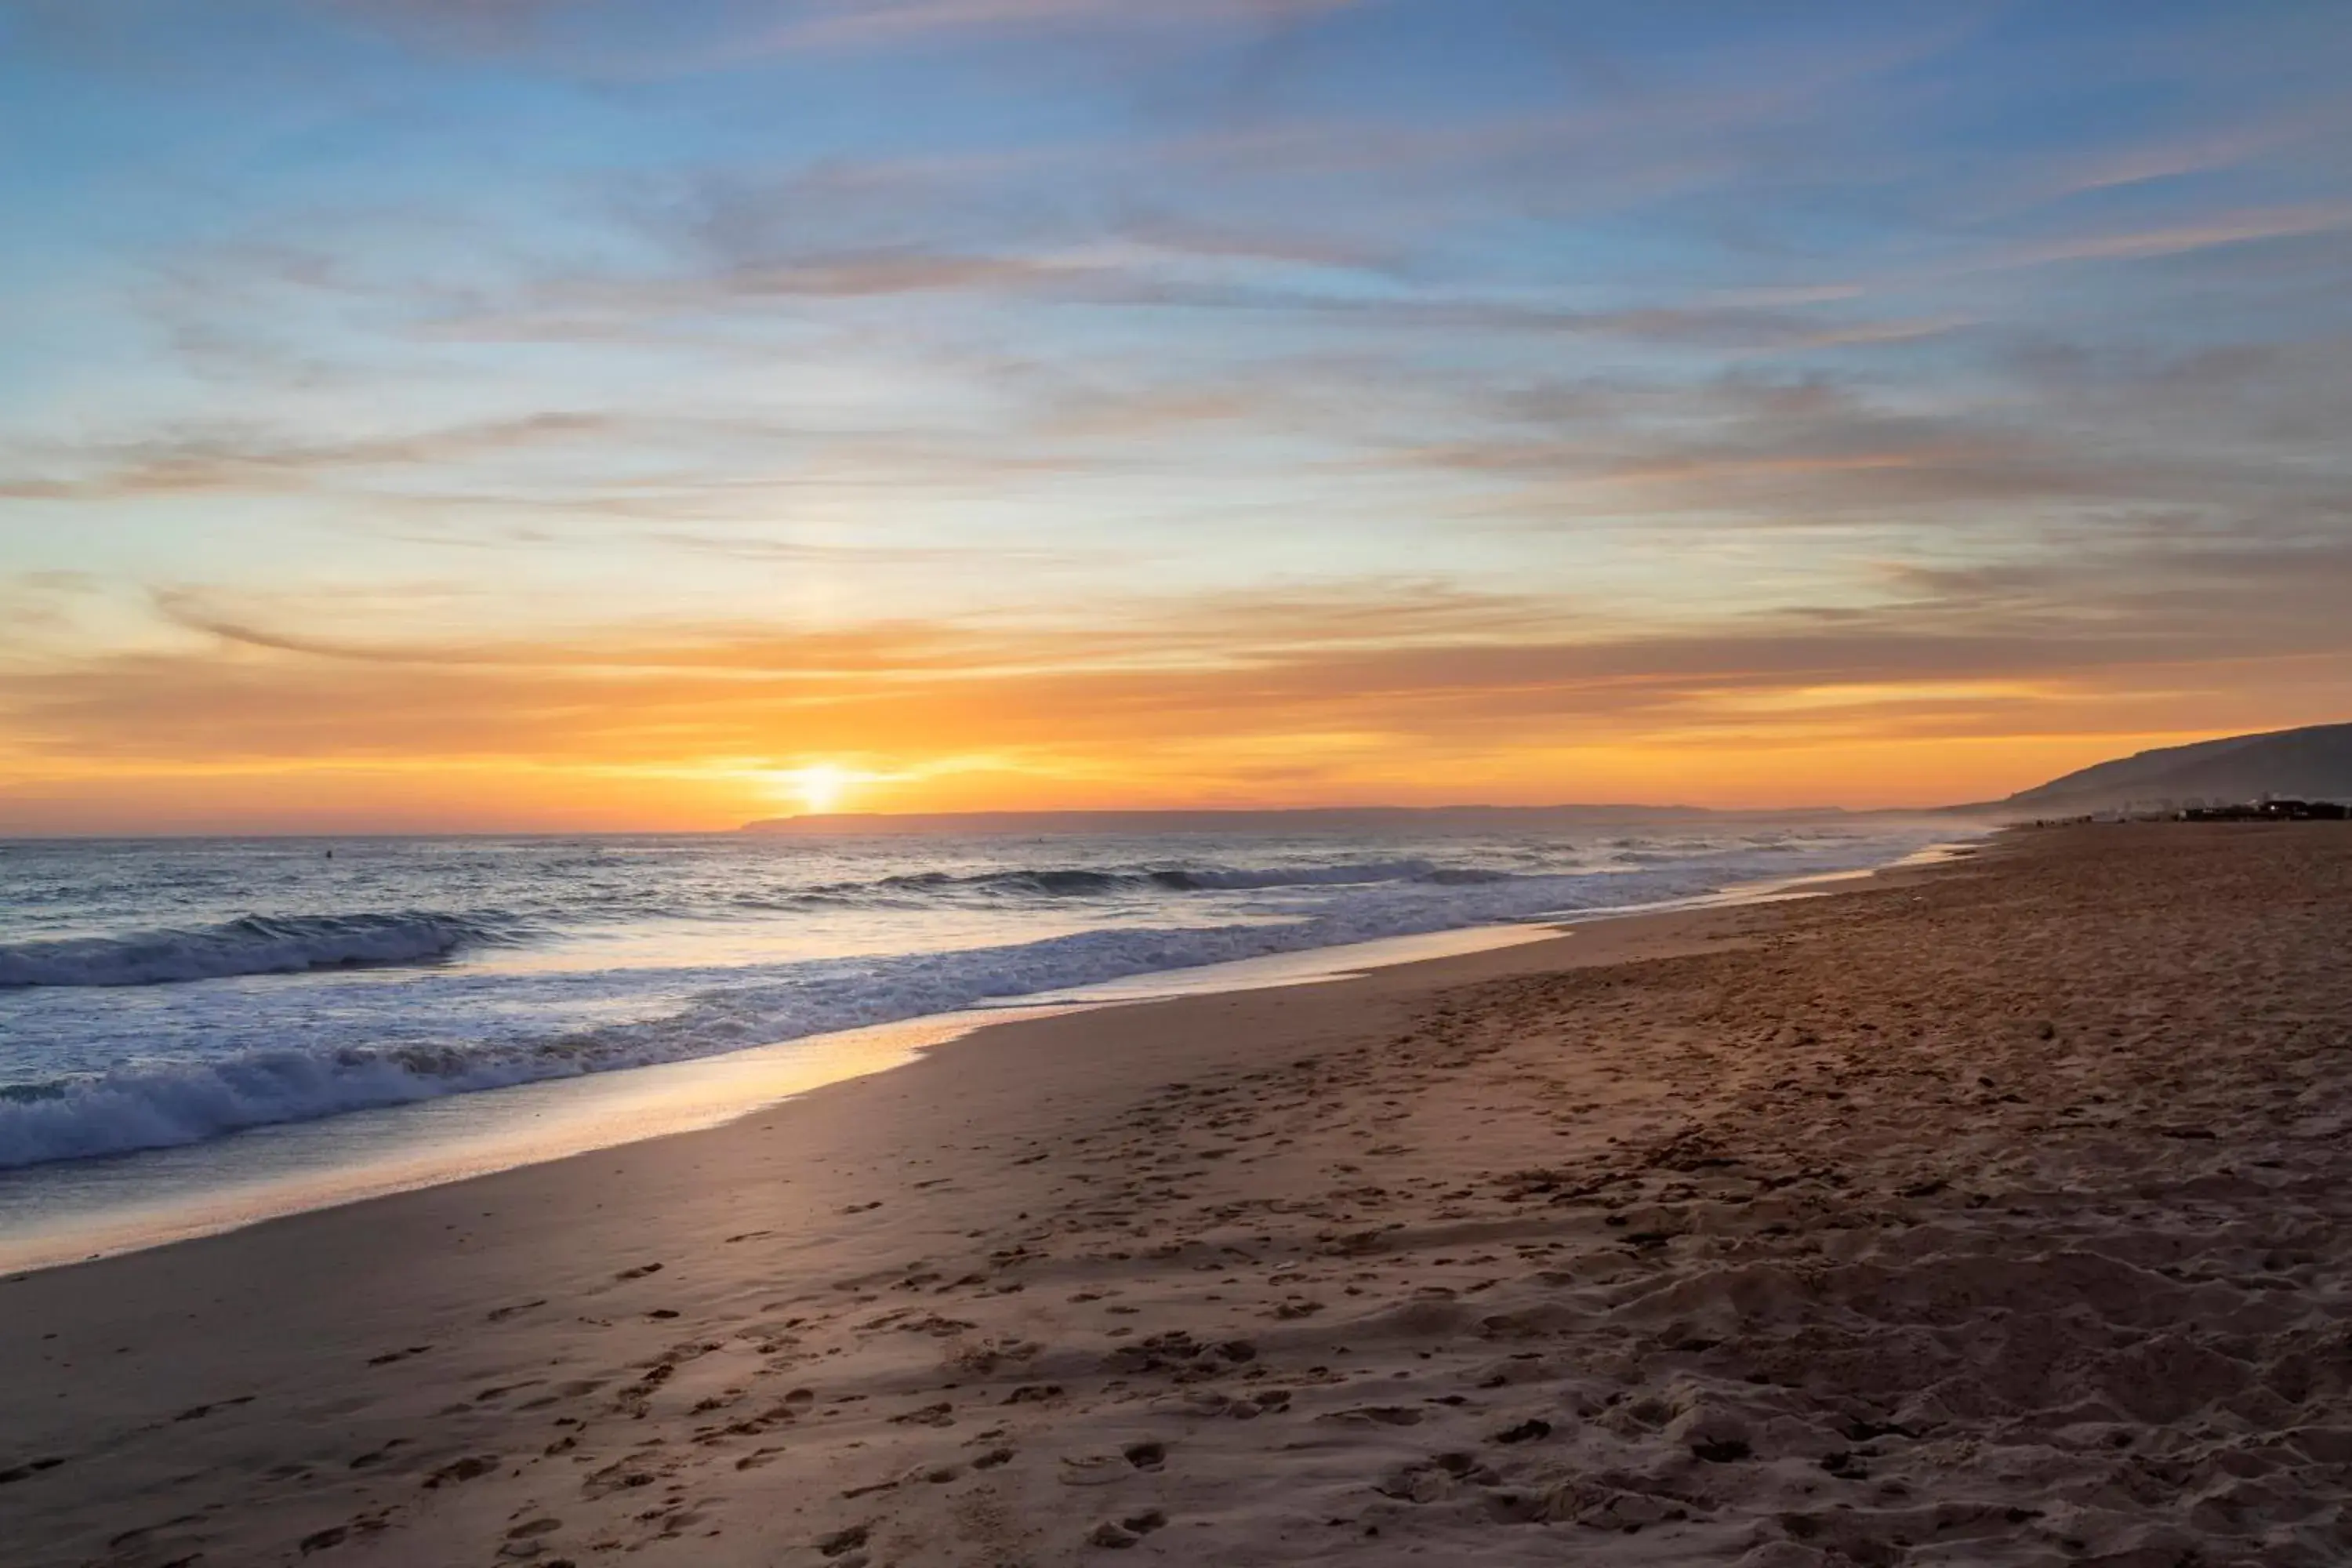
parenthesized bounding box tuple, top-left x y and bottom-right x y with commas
(4, 0, 2351, 833)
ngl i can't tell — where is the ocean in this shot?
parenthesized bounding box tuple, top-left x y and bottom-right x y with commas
(0, 814, 1968, 1220)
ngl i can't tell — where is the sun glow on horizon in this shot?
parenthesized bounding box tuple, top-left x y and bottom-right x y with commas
(6, 4, 2352, 837)
(778, 763, 858, 815)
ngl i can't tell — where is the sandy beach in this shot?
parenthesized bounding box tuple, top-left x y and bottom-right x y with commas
(5, 824, 2350, 1567)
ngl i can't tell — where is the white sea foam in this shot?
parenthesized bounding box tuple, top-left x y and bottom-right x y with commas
(1156, 859, 1454, 890)
(0, 824, 1975, 1171)
(0, 913, 515, 989)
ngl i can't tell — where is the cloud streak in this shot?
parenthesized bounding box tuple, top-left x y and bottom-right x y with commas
(8, 2, 2352, 826)
(745, 0, 1362, 53)
(9, 536, 2347, 799)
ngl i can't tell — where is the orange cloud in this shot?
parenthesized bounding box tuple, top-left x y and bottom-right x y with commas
(9, 558, 2352, 832)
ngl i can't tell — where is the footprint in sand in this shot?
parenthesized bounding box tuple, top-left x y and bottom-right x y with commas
(815, 1523, 869, 1558)
(1060, 1457, 1123, 1486)
(422, 1454, 499, 1489)
(505, 1517, 563, 1542)
(1059, 1445, 1166, 1486)
(1316, 1406, 1425, 1428)
(1089, 1511, 1169, 1548)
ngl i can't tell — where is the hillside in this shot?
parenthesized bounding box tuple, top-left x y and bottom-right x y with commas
(2000, 722, 2352, 814)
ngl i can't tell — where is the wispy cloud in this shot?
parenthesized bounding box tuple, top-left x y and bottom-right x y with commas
(742, 0, 1363, 53)
(1984, 203, 2352, 271)
(0, 415, 615, 501)
(7, 536, 2343, 783)
(9, 2, 2352, 824)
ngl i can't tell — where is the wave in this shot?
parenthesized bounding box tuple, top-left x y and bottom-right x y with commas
(0, 862, 1488, 989)
(0, 913, 521, 990)
(843, 858, 1490, 899)
(1156, 859, 1479, 890)
(868, 867, 1142, 898)
(0, 826, 1980, 1169)
(0, 915, 1453, 1166)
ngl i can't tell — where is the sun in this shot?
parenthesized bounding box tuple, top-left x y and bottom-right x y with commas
(781, 763, 855, 815)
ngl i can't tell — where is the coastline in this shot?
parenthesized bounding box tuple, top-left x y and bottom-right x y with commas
(0, 837, 1973, 1276)
(0, 902, 1745, 1283)
(14, 825, 2344, 1567)
(0, 884, 1762, 1568)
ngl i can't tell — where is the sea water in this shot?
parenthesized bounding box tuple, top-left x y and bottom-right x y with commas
(0, 814, 1970, 1246)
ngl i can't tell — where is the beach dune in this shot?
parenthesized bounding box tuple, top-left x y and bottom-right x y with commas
(5, 825, 2351, 1566)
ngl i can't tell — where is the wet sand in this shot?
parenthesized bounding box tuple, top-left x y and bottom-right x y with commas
(5, 824, 2350, 1566)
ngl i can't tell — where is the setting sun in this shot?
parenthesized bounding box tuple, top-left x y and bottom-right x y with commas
(11, 9, 2352, 1564)
(780, 763, 856, 816)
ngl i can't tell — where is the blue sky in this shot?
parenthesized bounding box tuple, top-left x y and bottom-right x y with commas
(5, 1, 2352, 829)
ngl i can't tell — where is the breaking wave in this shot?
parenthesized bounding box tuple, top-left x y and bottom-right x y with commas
(841, 858, 1481, 900)
(0, 821, 1978, 1168)
(0, 913, 523, 990)
(0, 858, 1629, 991)
(0, 913, 1475, 1166)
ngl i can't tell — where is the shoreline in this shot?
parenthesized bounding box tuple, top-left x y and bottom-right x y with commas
(25, 826, 2342, 1568)
(0, 837, 1977, 1276)
(0, 840, 1987, 1566)
(0, 877, 1773, 1566)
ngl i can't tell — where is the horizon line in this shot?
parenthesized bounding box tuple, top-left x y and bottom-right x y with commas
(0, 797, 2002, 842)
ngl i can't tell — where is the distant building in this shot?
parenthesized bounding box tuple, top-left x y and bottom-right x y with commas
(2180, 798, 2350, 822)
